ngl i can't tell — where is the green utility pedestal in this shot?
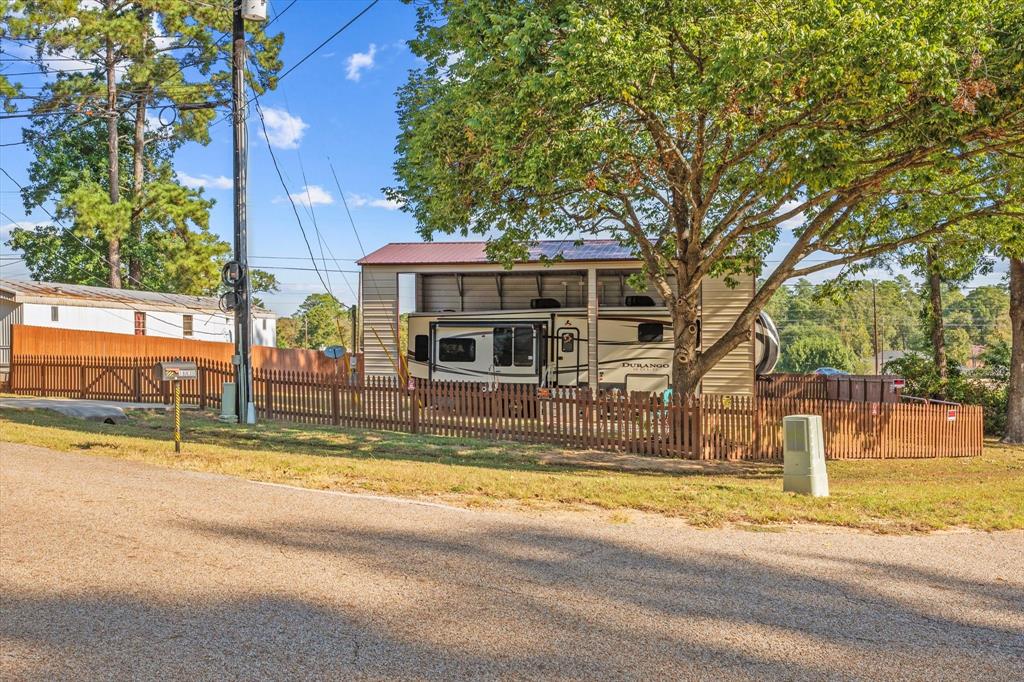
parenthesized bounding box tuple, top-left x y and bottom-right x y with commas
(220, 382, 237, 422)
(783, 415, 829, 497)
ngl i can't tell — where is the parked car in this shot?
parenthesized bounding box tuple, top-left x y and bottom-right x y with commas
(813, 367, 849, 376)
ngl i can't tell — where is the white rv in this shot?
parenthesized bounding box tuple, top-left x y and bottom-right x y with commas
(406, 300, 779, 392)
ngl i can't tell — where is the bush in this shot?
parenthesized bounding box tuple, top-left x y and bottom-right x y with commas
(778, 333, 857, 374)
(884, 355, 1008, 436)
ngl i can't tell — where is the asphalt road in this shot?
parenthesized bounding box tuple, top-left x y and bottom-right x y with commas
(1, 442, 1022, 681)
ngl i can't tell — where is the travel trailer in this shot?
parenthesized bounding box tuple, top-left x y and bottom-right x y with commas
(358, 239, 776, 395)
(406, 303, 779, 392)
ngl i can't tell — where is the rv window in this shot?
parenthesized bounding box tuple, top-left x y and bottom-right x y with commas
(513, 327, 533, 366)
(560, 332, 575, 353)
(638, 322, 663, 343)
(439, 337, 476, 362)
(414, 334, 429, 362)
(493, 328, 512, 366)
(494, 327, 534, 367)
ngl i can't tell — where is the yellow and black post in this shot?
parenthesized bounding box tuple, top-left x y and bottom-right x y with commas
(157, 361, 198, 455)
(174, 381, 182, 453)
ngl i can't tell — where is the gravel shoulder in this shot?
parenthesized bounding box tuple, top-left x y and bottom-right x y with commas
(2, 442, 1022, 680)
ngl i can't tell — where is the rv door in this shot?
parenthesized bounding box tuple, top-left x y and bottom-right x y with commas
(492, 324, 542, 384)
(554, 326, 581, 386)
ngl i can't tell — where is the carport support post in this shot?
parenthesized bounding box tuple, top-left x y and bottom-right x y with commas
(587, 268, 599, 391)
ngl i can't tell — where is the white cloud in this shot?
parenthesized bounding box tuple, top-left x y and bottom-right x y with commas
(260, 107, 308, 149)
(178, 172, 232, 190)
(776, 200, 805, 230)
(1, 220, 48, 240)
(285, 185, 334, 207)
(345, 44, 377, 81)
(347, 193, 403, 210)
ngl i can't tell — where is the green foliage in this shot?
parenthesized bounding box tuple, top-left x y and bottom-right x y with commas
(766, 277, 925, 373)
(777, 332, 856, 374)
(884, 355, 1008, 435)
(277, 294, 353, 350)
(1, 0, 283, 292)
(391, 0, 1024, 389)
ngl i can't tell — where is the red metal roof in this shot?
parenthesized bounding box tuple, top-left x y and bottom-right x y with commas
(356, 240, 635, 266)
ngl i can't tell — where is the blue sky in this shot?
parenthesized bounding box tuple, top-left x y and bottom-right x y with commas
(0, 0, 1009, 316)
(1, 1, 422, 314)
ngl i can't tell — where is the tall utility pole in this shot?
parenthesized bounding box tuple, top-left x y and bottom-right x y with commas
(872, 280, 880, 375)
(231, 1, 266, 424)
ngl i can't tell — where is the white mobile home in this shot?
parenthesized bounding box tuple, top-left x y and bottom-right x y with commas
(0, 279, 277, 374)
(357, 240, 778, 395)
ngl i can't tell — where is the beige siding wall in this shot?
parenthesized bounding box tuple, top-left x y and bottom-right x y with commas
(700, 274, 755, 395)
(361, 267, 400, 375)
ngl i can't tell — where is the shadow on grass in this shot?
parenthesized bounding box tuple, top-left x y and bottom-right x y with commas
(0, 406, 781, 480)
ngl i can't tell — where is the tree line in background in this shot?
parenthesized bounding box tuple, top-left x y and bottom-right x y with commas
(766, 277, 1014, 435)
(766, 278, 1011, 375)
(1, 0, 282, 299)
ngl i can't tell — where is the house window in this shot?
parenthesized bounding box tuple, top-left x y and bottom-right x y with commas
(438, 337, 475, 363)
(493, 327, 534, 367)
(262, 318, 267, 330)
(638, 322, 663, 343)
(183, 314, 194, 337)
(134, 311, 146, 336)
(413, 334, 429, 362)
(50, 306, 59, 322)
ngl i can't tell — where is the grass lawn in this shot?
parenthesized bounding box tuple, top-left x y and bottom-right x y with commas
(1, 407, 1022, 533)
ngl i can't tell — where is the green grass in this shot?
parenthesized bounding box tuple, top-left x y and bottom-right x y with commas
(1, 407, 1022, 533)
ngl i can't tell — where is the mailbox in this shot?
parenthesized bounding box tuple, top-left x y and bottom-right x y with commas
(158, 361, 198, 382)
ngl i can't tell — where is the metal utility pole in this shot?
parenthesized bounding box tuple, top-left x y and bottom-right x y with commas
(872, 280, 880, 375)
(231, 0, 265, 424)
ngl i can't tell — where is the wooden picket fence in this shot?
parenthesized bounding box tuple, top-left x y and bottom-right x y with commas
(8, 355, 233, 409)
(5, 356, 983, 460)
(257, 371, 702, 457)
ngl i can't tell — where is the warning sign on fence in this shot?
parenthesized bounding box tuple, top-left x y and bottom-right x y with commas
(948, 407, 957, 422)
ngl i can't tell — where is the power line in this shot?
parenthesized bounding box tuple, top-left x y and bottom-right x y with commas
(205, 0, 380, 134)
(252, 97, 335, 297)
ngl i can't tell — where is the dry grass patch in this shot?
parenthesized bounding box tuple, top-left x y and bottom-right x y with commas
(1, 408, 1021, 533)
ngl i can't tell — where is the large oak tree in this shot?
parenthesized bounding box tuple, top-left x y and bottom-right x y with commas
(391, 0, 1024, 394)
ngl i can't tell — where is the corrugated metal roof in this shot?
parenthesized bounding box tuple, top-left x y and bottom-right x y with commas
(357, 239, 637, 266)
(0, 279, 276, 316)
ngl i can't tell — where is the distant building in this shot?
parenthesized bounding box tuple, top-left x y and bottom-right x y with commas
(0, 279, 277, 373)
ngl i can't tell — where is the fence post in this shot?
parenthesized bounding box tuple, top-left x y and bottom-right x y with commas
(331, 378, 340, 426)
(133, 365, 142, 402)
(695, 395, 704, 459)
(410, 384, 419, 434)
(263, 370, 273, 420)
(198, 366, 207, 410)
(79, 363, 86, 399)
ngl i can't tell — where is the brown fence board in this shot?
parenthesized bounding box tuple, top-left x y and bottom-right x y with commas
(8, 355, 983, 461)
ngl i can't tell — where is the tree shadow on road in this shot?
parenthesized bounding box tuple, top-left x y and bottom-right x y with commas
(7, 511, 1020, 679)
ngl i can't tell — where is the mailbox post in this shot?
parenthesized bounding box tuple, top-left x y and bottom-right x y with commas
(157, 361, 198, 453)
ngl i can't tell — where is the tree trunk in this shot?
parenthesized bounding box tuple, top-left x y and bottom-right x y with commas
(670, 292, 701, 396)
(129, 97, 146, 286)
(925, 248, 946, 377)
(105, 28, 122, 289)
(1004, 257, 1024, 443)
